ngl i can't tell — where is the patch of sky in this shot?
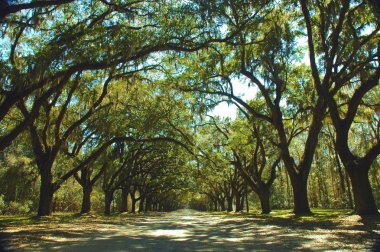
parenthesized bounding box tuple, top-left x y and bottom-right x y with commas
(0, 35, 11, 61)
(295, 35, 309, 66)
(7, 0, 21, 4)
(208, 76, 257, 120)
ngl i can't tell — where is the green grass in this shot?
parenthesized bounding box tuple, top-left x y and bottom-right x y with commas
(206, 208, 355, 223)
(0, 208, 357, 227)
(263, 208, 353, 219)
(0, 211, 167, 227)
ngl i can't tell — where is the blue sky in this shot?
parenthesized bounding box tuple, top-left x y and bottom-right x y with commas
(208, 77, 257, 120)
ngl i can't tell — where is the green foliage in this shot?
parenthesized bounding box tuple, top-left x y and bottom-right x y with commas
(2, 200, 33, 215)
(0, 0, 379, 216)
(0, 194, 5, 214)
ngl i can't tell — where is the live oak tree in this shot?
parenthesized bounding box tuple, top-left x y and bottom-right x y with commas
(74, 155, 109, 214)
(230, 118, 281, 214)
(0, 2, 122, 151)
(0, 0, 229, 152)
(0, 0, 221, 216)
(194, 118, 251, 212)
(1, 0, 379, 217)
(300, 0, 380, 214)
(167, 0, 325, 214)
(20, 71, 117, 216)
(102, 142, 141, 215)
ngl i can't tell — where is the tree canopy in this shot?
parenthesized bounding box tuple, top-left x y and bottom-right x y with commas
(0, 0, 379, 217)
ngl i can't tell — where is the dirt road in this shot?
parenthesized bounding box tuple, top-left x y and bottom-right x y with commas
(1, 210, 378, 251)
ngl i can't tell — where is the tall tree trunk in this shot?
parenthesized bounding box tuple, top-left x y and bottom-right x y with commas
(130, 189, 137, 213)
(348, 166, 378, 215)
(335, 149, 346, 194)
(290, 175, 311, 214)
(239, 194, 244, 212)
(80, 185, 92, 214)
(38, 165, 54, 216)
(104, 191, 113, 215)
(138, 195, 145, 213)
(227, 196, 233, 212)
(120, 188, 129, 213)
(245, 190, 249, 213)
(345, 171, 354, 209)
(152, 203, 157, 211)
(145, 195, 152, 212)
(131, 198, 137, 213)
(258, 186, 271, 214)
(235, 192, 241, 212)
(285, 170, 291, 208)
(218, 197, 226, 211)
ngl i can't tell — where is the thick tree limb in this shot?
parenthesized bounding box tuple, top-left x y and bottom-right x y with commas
(0, 0, 75, 19)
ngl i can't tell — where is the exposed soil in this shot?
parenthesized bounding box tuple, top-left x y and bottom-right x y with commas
(0, 210, 379, 251)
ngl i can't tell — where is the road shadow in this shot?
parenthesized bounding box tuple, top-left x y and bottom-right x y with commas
(1, 210, 378, 251)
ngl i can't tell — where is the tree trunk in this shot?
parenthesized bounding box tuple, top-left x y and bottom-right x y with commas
(227, 196, 233, 212)
(235, 192, 241, 212)
(104, 191, 113, 215)
(239, 193, 245, 212)
(80, 185, 92, 214)
(258, 187, 271, 214)
(335, 149, 346, 194)
(218, 197, 226, 211)
(345, 171, 354, 209)
(131, 199, 137, 213)
(145, 195, 152, 212)
(153, 203, 157, 211)
(38, 167, 54, 216)
(120, 188, 129, 213)
(285, 170, 291, 208)
(290, 175, 311, 215)
(138, 195, 145, 213)
(348, 166, 378, 215)
(245, 191, 249, 213)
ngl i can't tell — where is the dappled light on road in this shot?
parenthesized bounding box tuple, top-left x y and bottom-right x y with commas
(1, 210, 378, 251)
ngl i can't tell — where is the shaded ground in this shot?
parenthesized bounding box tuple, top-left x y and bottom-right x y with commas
(0, 209, 379, 251)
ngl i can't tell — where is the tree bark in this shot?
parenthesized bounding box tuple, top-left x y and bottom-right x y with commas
(334, 128, 378, 214)
(235, 192, 242, 212)
(38, 175, 54, 216)
(258, 186, 271, 214)
(145, 195, 152, 212)
(218, 197, 226, 211)
(120, 188, 129, 213)
(245, 189, 249, 213)
(80, 185, 92, 214)
(290, 175, 311, 214)
(348, 166, 378, 215)
(227, 196, 233, 212)
(104, 191, 113, 215)
(153, 203, 157, 211)
(38, 164, 54, 216)
(131, 198, 137, 214)
(138, 195, 145, 213)
(345, 172, 354, 209)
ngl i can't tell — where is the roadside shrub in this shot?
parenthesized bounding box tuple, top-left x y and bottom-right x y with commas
(0, 194, 5, 214)
(3, 200, 33, 215)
